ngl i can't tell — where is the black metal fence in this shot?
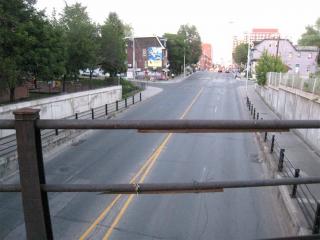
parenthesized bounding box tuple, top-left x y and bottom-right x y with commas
(246, 96, 320, 234)
(0, 92, 143, 168)
(2, 101, 320, 238)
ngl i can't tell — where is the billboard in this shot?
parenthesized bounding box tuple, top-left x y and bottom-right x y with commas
(147, 47, 162, 68)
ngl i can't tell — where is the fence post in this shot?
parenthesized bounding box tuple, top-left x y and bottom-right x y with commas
(125, 98, 128, 108)
(278, 149, 285, 172)
(105, 104, 108, 115)
(133, 95, 135, 105)
(257, 112, 259, 120)
(13, 108, 53, 240)
(140, 92, 142, 102)
(270, 134, 275, 153)
(251, 104, 253, 115)
(253, 108, 256, 119)
(291, 168, 300, 198)
(75, 113, 78, 120)
(116, 101, 119, 111)
(313, 203, 320, 234)
(91, 108, 94, 119)
(264, 132, 268, 142)
(312, 78, 318, 94)
(55, 129, 59, 136)
(248, 100, 251, 110)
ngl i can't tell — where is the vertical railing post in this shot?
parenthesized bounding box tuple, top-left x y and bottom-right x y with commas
(313, 203, 320, 234)
(253, 108, 256, 119)
(270, 134, 275, 153)
(264, 132, 268, 142)
(91, 108, 94, 119)
(105, 104, 108, 115)
(133, 95, 135, 105)
(251, 104, 253, 115)
(125, 98, 127, 108)
(257, 112, 259, 120)
(116, 101, 119, 111)
(75, 113, 78, 120)
(291, 169, 300, 198)
(140, 92, 142, 102)
(278, 149, 285, 172)
(13, 108, 53, 240)
(55, 129, 59, 136)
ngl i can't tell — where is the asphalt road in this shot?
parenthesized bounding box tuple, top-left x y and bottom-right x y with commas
(0, 72, 289, 239)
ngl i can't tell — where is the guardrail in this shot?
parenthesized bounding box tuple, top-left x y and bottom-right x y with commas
(2, 105, 320, 238)
(246, 96, 320, 234)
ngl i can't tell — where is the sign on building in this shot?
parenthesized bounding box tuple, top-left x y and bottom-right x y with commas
(147, 47, 162, 68)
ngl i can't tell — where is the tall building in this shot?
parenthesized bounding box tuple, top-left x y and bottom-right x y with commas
(250, 28, 280, 42)
(199, 43, 212, 70)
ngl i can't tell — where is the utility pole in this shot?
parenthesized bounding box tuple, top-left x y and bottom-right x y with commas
(276, 36, 280, 57)
(246, 42, 251, 94)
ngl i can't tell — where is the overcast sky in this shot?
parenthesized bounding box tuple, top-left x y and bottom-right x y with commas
(36, 0, 320, 64)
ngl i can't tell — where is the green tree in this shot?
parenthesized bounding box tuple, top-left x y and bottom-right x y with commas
(177, 24, 202, 65)
(299, 18, 320, 47)
(233, 43, 248, 66)
(164, 33, 185, 74)
(298, 18, 320, 64)
(255, 51, 287, 85)
(60, 3, 98, 85)
(23, 12, 66, 88)
(100, 12, 127, 76)
(0, 0, 49, 101)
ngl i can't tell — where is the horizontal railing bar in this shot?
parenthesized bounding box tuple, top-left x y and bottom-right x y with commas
(0, 120, 15, 129)
(2, 177, 320, 193)
(35, 119, 320, 131)
(260, 234, 320, 240)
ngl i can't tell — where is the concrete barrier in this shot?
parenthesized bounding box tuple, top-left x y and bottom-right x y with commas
(0, 86, 122, 138)
(257, 85, 320, 153)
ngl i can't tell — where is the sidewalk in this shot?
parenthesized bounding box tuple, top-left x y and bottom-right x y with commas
(128, 73, 191, 84)
(242, 85, 320, 199)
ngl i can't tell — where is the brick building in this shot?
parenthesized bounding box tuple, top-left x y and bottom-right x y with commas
(126, 36, 168, 80)
(198, 43, 212, 70)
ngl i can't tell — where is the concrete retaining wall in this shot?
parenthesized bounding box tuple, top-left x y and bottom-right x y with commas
(0, 86, 122, 138)
(257, 85, 320, 152)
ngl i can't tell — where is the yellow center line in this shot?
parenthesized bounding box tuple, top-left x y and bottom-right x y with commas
(102, 87, 204, 240)
(79, 142, 164, 239)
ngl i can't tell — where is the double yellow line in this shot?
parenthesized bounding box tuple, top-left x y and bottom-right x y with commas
(79, 87, 204, 240)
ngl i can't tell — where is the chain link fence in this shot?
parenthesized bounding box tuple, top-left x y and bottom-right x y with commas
(267, 72, 320, 95)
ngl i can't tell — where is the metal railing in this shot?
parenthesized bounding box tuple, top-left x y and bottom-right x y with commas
(0, 92, 143, 168)
(246, 96, 320, 234)
(2, 105, 320, 238)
